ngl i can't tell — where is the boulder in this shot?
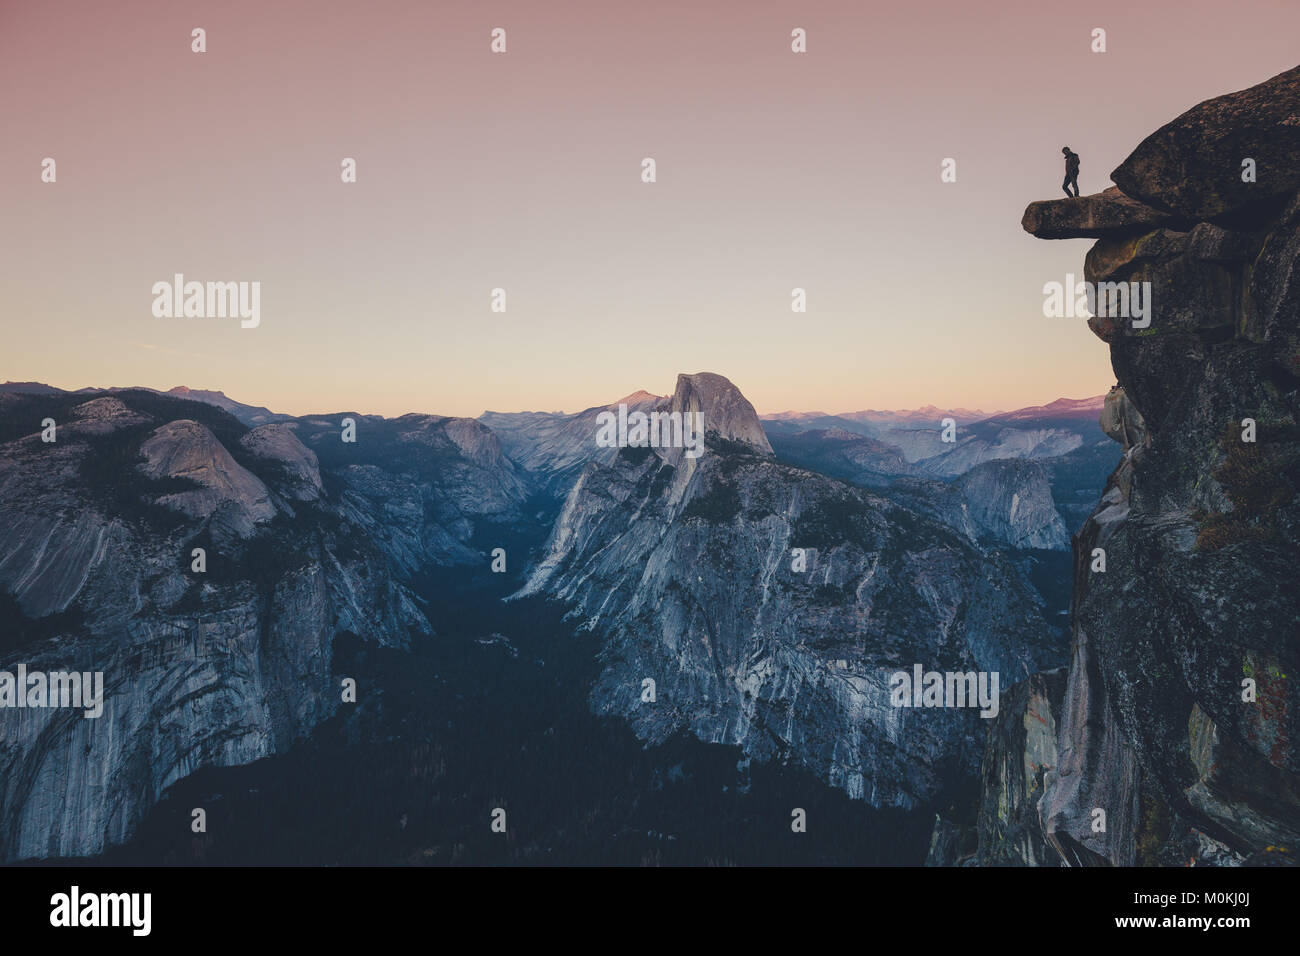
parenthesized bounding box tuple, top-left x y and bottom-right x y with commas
(1112, 64, 1300, 222)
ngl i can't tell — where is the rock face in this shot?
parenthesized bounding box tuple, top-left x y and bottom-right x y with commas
(293, 412, 531, 571)
(1098, 386, 1146, 449)
(1013, 65, 1300, 865)
(518, 373, 1065, 809)
(669, 372, 773, 456)
(139, 420, 276, 536)
(889, 460, 1070, 552)
(925, 815, 974, 866)
(0, 389, 528, 861)
(955, 460, 1070, 550)
(1037, 621, 1142, 866)
(239, 423, 323, 501)
(481, 373, 771, 499)
(975, 669, 1067, 866)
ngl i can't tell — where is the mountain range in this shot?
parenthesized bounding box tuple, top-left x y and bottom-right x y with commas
(0, 373, 1106, 860)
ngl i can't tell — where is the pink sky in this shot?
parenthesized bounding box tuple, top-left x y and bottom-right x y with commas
(3, 0, 1298, 417)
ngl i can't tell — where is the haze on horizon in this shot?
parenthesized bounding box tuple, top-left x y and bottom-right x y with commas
(4, 0, 1299, 419)
(0, 375, 1104, 422)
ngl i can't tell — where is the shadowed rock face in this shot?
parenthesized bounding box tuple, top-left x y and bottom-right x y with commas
(294, 411, 532, 571)
(518, 373, 1065, 810)
(1015, 65, 1300, 866)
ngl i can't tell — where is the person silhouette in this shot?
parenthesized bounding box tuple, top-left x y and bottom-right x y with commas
(1062, 147, 1080, 197)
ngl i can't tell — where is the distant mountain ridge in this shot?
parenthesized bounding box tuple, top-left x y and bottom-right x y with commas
(1, 382, 289, 427)
(761, 394, 1116, 548)
(764, 405, 997, 424)
(4, 382, 1104, 442)
(3, 380, 1112, 545)
(993, 396, 1106, 422)
(760, 396, 1104, 429)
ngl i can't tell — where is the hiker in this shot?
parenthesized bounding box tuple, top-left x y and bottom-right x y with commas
(1062, 147, 1080, 197)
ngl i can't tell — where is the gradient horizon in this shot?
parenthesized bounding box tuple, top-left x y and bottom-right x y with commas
(4, 0, 1298, 418)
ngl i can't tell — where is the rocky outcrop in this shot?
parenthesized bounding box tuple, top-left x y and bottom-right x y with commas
(1098, 386, 1146, 450)
(1015, 65, 1300, 865)
(440, 416, 510, 470)
(139, 420, 276, 537)
(66, 397, 152, 435)
(1022, 186, 1180, 239)
(1112, 65, 1300, 222)
(239, 423, 323, 501)
(669, 372, 773, 456)
(518, 373, 1065, 809)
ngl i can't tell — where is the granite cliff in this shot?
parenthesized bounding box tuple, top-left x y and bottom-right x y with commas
(517, 373, 1065, 809)
(0, 389, 527, 860)
(987, 64, 1300, 866)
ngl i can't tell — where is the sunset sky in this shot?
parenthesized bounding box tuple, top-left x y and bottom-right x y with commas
(4, 0, 1299, 418)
